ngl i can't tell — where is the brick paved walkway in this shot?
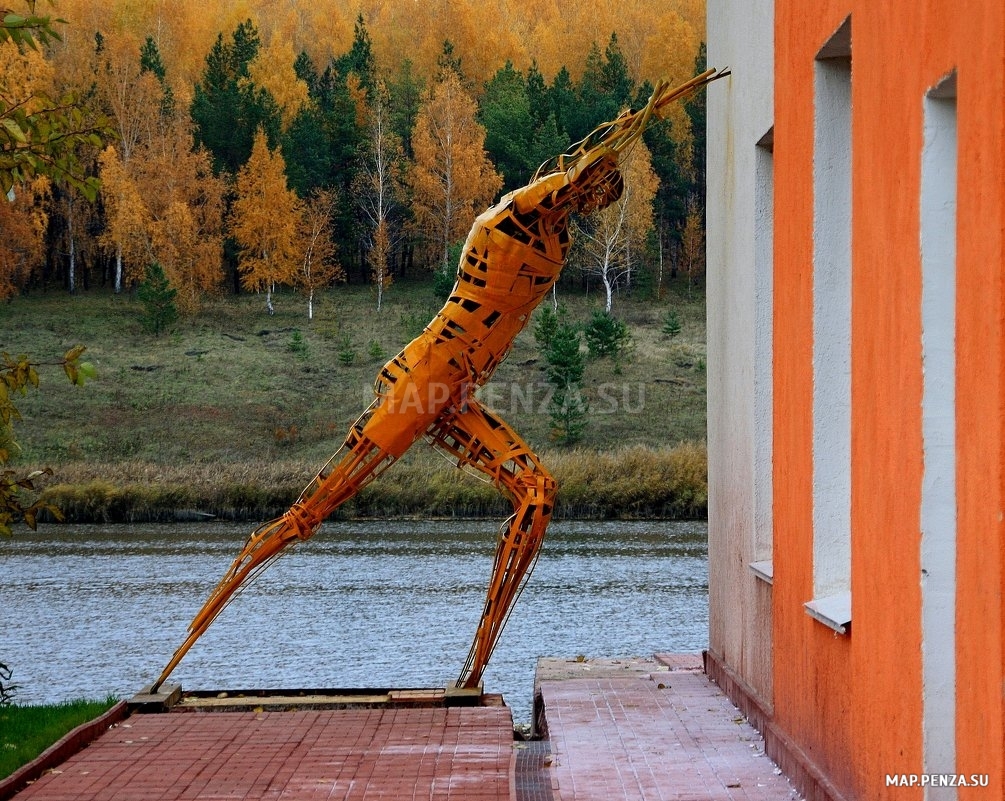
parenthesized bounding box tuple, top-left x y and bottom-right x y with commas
(8, 656, 803, 801)
(12, 706, 515, 801)
(536, 655, 801, 801)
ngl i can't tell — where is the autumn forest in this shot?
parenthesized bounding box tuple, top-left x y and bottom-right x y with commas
(1, 0, 708, 312)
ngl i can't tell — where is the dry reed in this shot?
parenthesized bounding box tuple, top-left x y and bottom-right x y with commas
(39, 442, 707, 523)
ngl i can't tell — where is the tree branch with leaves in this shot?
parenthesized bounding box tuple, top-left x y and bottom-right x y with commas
(0, 2, 114, 201)
(0, 346, 94, 537)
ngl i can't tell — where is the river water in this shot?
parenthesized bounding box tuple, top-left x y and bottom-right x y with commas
(1, 519, 707, 723)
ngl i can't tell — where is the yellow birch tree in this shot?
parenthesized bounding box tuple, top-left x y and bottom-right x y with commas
(573, 141, 659, 313)
(247, 30, 309, 127)
(355, 81, 404, 311)
(408, 68, 502, 271)
(230, 128, 304, 313)
(297, 188, 344, 320)
(0, 177, 49, 300)
(679, 193, 705, 297)
(137, 113, 226, 315)
(98, 145, 151, 289)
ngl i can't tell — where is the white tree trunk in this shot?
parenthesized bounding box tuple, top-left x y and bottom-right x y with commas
(67, 199, 76, 294)
(657, 230, 665, 299)
(602, 269, 614, 313)
(358, 87, 400, 312)
(115, 244, 123, 294)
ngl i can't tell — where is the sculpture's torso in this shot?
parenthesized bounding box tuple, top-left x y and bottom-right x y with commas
(362, 191, 573, 454)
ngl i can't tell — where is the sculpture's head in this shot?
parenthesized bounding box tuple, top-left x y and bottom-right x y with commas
(568, 147, 624, 214)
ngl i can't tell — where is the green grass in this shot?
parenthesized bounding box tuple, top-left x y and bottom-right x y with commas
(0, 698, 118, 779)
(2, 279, 708, 518)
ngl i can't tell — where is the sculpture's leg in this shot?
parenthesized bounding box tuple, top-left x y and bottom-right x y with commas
(426, 398, 557, 689)
(153, 325, 475, 690)
(151, 419, 396, 691)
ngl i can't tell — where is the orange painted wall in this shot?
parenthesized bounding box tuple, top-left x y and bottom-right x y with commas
(772, 5, 858, 794)
(772, 2, 1004, 799)
(947, 1, 1005, 793)
(848, 5, 926, 794)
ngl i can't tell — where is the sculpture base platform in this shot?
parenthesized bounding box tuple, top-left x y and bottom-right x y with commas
(128, 683, 182, 713)
(127, 684, 492, 713)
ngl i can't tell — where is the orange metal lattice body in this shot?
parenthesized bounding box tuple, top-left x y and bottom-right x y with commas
(152, 68, 727, 693)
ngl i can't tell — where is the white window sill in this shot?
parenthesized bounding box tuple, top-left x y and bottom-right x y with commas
(749, 560, 774, 585)
(804, 592, 851, 635)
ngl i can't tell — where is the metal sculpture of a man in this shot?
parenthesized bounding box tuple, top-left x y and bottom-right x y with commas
(152, 68, 727, 692)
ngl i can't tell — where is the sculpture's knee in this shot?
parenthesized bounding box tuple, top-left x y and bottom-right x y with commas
(537, 472, 557, 510)
(512, 467, 556, 518)
(285, 502, 322, 541)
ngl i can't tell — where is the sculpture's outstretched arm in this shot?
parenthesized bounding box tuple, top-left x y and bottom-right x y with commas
(532, 67, 730, 181)
(425, 398, 556, 689)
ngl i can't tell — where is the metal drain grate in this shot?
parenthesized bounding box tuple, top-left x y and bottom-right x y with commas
(515, 739, 556, 801)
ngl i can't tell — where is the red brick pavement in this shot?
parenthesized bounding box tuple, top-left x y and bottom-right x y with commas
(12, 706, 516, 801)
(8, 655, 805, 801)
(537, 656, 801, 801)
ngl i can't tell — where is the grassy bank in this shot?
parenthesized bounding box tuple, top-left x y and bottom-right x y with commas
(3, 281, 708, 520)
(0, 699, 118, 779)
(41, 441, 707, 521)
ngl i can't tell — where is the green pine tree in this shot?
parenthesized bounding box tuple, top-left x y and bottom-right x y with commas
(335, 13, 377, 96)
(533, 304, 561, 351)
(584, 310, 631, 360)
(137, 263, 178, 336)
(662, 309, 683, 339)
(549, 383, 589, 445)
(479, 61, 536, 190)
(544, 317, 588, 444)
(191, 20, 281, 176)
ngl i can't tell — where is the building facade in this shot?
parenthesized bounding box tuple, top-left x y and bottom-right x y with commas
(705, 2, 1004, 799)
